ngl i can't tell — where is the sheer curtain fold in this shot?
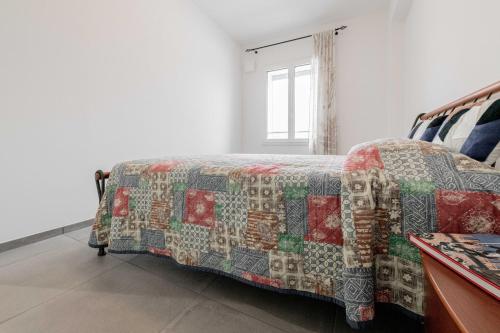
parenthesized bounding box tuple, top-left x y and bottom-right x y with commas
(309, 30, 336, 155)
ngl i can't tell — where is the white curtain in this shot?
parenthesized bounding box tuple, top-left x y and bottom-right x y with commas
(309, 30, 336, 155)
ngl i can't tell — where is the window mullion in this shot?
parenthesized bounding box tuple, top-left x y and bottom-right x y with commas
(288, 66, 295, 140)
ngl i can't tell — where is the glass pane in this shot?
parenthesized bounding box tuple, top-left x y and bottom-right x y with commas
(294, 64, 311, 139)
(267, 68, 288, 139)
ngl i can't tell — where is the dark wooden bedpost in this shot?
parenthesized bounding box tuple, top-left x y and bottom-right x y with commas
(97, 246, 106, 256)
(95, 170, 109, 202)
(95, 170, 110, 256)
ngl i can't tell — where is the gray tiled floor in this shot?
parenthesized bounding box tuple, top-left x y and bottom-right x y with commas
(0, 227, 423, 333)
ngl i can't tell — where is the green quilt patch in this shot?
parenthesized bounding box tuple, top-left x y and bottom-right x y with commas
(389, 235, 421, 263)
(278, 234, 304, 253)
(173, 182, 187, 193)
(100, 213, 112, 227)
(222, 260, 231, 273)
(129, 197, 137, 210)
(284, 186, 309, 200)
(170, 218, 182, 232)
(107, 184, 117, 193)
(215, 203, 223, 220)
(400, 180, 435, 195)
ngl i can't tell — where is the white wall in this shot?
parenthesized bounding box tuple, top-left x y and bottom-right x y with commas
(241, 10, 391, 155)
(385, 0, 411, 137)
(401, 0, 500, 133)
(0, 0, 242, 243)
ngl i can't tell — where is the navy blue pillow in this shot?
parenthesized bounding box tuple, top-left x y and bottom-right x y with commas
(460, 100, 500, 162)
(420, 115, 447, 142)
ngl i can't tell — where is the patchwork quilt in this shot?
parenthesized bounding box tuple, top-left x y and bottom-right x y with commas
(89, 139, 500, 328)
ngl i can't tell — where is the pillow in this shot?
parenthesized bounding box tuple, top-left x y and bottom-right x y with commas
(446, 105, 485, 152)
(432, 108, 469, 145)
(420, 115, 447, 142)
(408, 121, 423, 139)
(460, 98, 500, 164)
(410, 119, 432, 140)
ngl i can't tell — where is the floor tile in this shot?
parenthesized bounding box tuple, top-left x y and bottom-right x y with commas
(0, 235, 70, 268)
(129, 255, 217, 293)
(162, 298, 286, 333)
(0, 262, 203, 333)
(0, 234, 423, 333)
(109, 252, 139, 262)
(0, 236, 121, 323)
(65, 227, 138, 261)
(64, 226, 92, 242)
(201, 275, 336, 333)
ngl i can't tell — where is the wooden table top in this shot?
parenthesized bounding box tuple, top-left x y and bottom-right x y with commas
(422, 253, 500, 333)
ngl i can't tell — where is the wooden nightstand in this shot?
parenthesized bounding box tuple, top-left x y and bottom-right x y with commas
(422, 252, 500, 333)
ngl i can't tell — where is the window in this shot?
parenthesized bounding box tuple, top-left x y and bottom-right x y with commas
(267, 63, 311, 141)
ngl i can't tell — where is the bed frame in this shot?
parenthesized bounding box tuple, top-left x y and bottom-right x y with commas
(92, 81, 500, 256)
(94, 170, 110, 256)
(411, 81, 500, 127)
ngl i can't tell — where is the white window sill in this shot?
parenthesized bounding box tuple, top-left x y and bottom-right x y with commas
(263, 139, 309, 146)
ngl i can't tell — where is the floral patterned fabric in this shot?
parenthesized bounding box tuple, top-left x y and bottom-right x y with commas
(89, 140, 500, 328)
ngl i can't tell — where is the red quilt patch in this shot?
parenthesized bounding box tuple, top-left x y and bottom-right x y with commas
(242, 272, 284, 289)
(243, 164, 281, 175)
(184, 189, 216, 228)
(375, 289, 392, 303)
(343, 146, 384, 171)
(436, 190, 500, 234)
(148, 161, 179, 173)
(148, 247, 172, 257)
(305, 195, 343, 245)
(112, 187, 130, 217)
(359, 305, 375, 321)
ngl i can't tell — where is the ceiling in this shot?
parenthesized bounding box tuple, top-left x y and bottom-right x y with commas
(192, 0, 390, 43)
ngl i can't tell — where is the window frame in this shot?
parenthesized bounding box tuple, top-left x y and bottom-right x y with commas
(264, 58, 311, 145)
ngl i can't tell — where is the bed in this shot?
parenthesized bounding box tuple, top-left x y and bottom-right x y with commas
(89, 82, 500, 329)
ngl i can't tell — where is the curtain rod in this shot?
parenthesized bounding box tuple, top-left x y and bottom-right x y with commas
(245, 25, 347, 53)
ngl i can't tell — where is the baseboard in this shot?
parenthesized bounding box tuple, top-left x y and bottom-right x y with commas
(0, 218, 94, 253)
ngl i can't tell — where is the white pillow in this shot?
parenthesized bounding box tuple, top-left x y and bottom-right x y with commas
(432, 117, 449, 145)
(447, 105, 484, 152)
(411, 119, 432, 140)
(480, 93, 500, 166)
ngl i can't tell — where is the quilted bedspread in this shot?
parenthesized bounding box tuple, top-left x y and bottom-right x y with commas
(89, 139, 500, 328)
